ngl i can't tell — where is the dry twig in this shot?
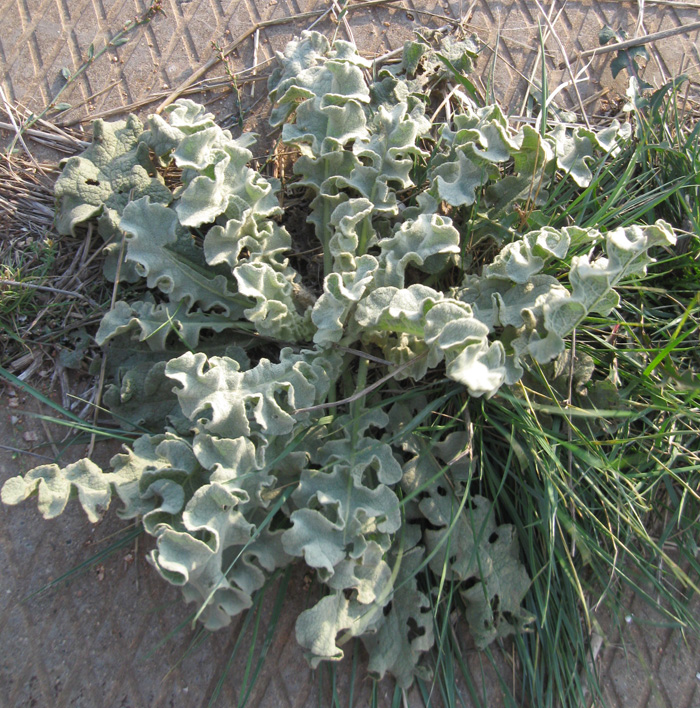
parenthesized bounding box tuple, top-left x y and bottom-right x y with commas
(532, 0, 591, 128)
(579, 20, 700, 59)
(518, 0, 563, 116)
(0, 87, 36, 166)
(0, 278, 96, 305)
(628, 0, 700, 7)
(294, 353, 428, 414)
(0, 121, 88, 152)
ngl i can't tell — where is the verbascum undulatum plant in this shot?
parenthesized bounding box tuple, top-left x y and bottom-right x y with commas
(2, 31, 675, 686)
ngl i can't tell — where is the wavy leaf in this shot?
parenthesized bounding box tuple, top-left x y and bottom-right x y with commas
(101, 360, 180, 431)
(402, 444, 534, 649)
(378, 213, 461, 288)
(120, 197, 245, 316)
(312, 255, 378, 346)
(528, 221, 676, 363)
(234, 262, 314, 342)
(175, 140, 281, 228)
(1, 459, 110, 523)
(54, 115, 171, 238)
(166, 348, 339, 438)
(96, 297, 248, 350)
(363, 546, 434, 688)
(152, 482, 290, 630)
(142, 99, 219, 159)
(204, 214, 291, 272)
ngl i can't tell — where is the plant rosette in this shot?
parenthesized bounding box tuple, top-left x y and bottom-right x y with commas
(1, 31, 676, 687)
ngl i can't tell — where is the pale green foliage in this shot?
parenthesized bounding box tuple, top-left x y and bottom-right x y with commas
(1, 459, 109, 522)
(429, 102, 629, 209)
(402, 445, 533, 648)
(54, 115, 172, 239)
(459, 221, 675, 380)
(53, 115, 173, 281)
(2, 31, 677, 689)
(96, 296, 244, 350)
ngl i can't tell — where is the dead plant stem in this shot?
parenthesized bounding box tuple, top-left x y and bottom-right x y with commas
(87, 231, 126, 458)
(0, 278, 97, 305)
(580, 20, 700, 58)
(533, 0, 591, 128)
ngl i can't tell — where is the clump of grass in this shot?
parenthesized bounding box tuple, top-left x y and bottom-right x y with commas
(420, 75, 700, 708)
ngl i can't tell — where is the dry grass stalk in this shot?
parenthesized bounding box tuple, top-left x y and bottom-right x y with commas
(579, 20, 700, 59)
(59, 75, 270, 126)
(518, 0, 563, 116)
(1, 122, 88, 152)
(533, 0, 591, 128)
(0, 155, 56, 238)
(0, 278, 96, 304)
(642, 0, 700, 6)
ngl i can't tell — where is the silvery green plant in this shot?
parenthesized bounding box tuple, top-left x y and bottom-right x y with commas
(2, 31, 676, 686)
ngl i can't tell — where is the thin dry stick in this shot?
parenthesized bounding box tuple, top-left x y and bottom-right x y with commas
(331, 344, 392, 366)
(0, 88, 36, 166)
(430, 84, 461, 123)
(155, 0, 403, 113)
(463, 0, 480, 25)
(0, 443, 54, 461)
(533, 0, 591, 128)
(15, 355, 45, 382)
(0, 278, 97, 304)
(634, 0, 671, 85)
(38, 417, 61, 459)
(332, 0, 356, 46)
(86, 231, 127, 458)
(373, 46, 403, 67)
(24, 253, 98, 335)
(411, 7, 462, 25)
(77, 222, 94, 273)
(55, 235, 90, 290)
(0, 121, 88, 149)
(482, 41, 549, 97)
(635, 0, 646, 37)
(307, 3, 336, 31)
(626, 0, 700, 7)
(251, 28, 260, 99)
(56, 79, 122, 121)
(580, 20, 700, 59)
(294, 353, 428, 414)
(63, 238, 117, 289)
(56, 361, 72, 410)
(519, 0, 561, 117)
(535, 66, 592, 131)
(59, 76, 268, 126)
(644, 37, 669, 86)
(34, 120, 87, 149)
(499, 33, 557, 54)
